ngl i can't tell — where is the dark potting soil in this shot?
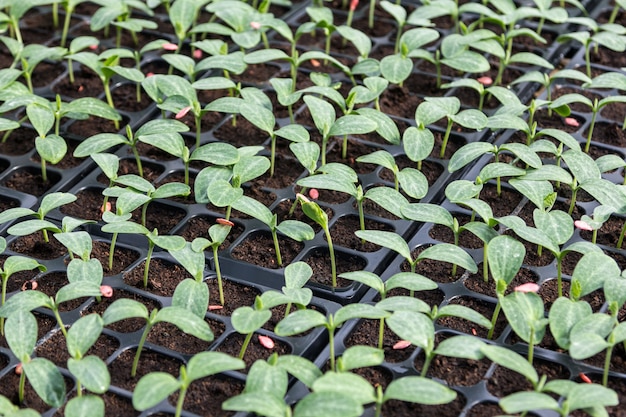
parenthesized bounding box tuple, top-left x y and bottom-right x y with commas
(428, 213, 486, 250)
(35, 331, 119, 367)
(109, 348, 183, 392)
(176, 215, 244, 250)
(486, 358, 569, 398)
(304, 247, 366, 288)
(87, 289, 161, 334)
(36, 271, 90, 312)
(2, 168, 59, 197)
(230, 231, 304, 269)
(400, 244, 466, 284)
(9, 231, 67, 260)
(328, 215, 393, 252)
(123, 258, 194, 297)
(464, 266, 540, 299)
(587, 121, 626, 148)
(215, 332, 292, 371)
(344, 318, 417, 363)
(146, 318, 226, 355)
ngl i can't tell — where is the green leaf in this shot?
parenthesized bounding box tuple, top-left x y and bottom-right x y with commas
(398, 167, 428, 199)
(132, 372, 180, 410)
(102, 298, 149, 325)
(417, 243, 477, 274)
(312, 372, 376, 405)
(355, 230, 411, 261)
(401, 203, 454, 228)
(231, 306, 272, 334)
(172, 279, 209, 319)
(548, 297, 591, 350)
(36, 134, 66, 164)
(155, 306, 214, 342)
(207, 179, 244, 207)
(275, 309, 328, 336)
(223, 392, 288, 417)
(231, 195, 273, 225)
(187, 351, 245, 382)
(572, 252, 620, 298)
(568, 383, 619, 411)
(500, 391, 560, 414)
(434, 335, 486, 360)
(387, 310, 434, 351)
(276, 220, 315, 242)
(339, 345, 384, 371)
(328, 114, 377, 137)
(191, 142, 240, 165)
(23, 358, 66, 408)
(5, 310, 37, 362)
(0, 290, 52, 317)
(339, 271, 384, 294)
(403, 126, 434, 163)
(55, 281, 102, 305)
(26, 102, 54, 137)
(67, 314, 103, 359)
(65, 395, 105, 417)
(437, 304, 492, 329)
(334, 304, 389, 326)
(364, 186, 409, 219)
(500, 292, 547, 344)
(73, 133, 126, 157)
(448, 142, 495, 172)
(170, 242, 205, 281)
(67, 356, 110, 394)
(293, 391, 362, 417)
(487, 235, 525, 286)
(383, 376, 456, 405)
(67, 258, 102, 285)
(380, 54, 413, 85)
(481, 344, 538, 386)
(303, 95, 335, 138)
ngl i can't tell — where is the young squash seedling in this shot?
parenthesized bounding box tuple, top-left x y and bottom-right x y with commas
(276, 303, 389, 371)
(74, 119, 188, 178)
(355, 229, 477, 280)
(296, 193, 339, 288)
(0, 192, 77, 243)
(169, 241, 210, 318)
(0, 236, 46, 335)
(500, 286, 548, 364)
(341, 270, 437, 350)
(101, 220, 186, 289)
(133, 351, 245, 417)
(63, 314, 111, 404)
(191, 220, 234, 306)
(69, 47, 145, 128)
(231, 295, 274, 360)
(231, 194, 314, 267)
(102, 298, 214, 378)
(3, 310, 66, 408)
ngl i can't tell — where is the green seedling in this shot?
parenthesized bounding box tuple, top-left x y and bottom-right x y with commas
(100, 220, 186, 288)
(355, 229, 477, 279)
(0, 192, 76, 243)
(133, 351, 244, 417)
(191, 221, 234, 306)
(102, 299, 214, 378)
(276, 303, 389, 371)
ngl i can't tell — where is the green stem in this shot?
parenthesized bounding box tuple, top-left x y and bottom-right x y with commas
(0, 276, 7, 335)
(556, 258, 563, 298)
(42, 227, 49, 243)
(568, 187, 578, 215)
(585, 109, 598, 153)
(329, 326, 336, 371)
(378, 317, 385, 350)
(439, 118, 453, 159)
(483, 245, 489, 282)
(76, 380, 82, 397)
(141, 203, 148, 227)
(103, 82, 119, 130)
(213, 246, 225, 305)
(41, 159, 48, 184)
(487, 301, 501, 340)
(143, 242, 154, 289)
(132, 320, 154, 378)
(175, 385, 187, 417)
(603, 345, 614, 386)
(52, 307, 68, 339)
(195, 113, 202, 149)
(528, 331, 534, 364)
(609, 5, 620, 24)
(341, 134, 348, 159)
(585, 45, 592, 78)
(592, 229, 597, 245)
(108, 232, 118, 272)
(239, 332, 254, 359)
(60, 7, 73, 48)
(272, 229, 283, 267)
(617, 221, 626, 249)
(368, 0, 375, 28)
(420, 352, 433, 377)
(132, 146, 144, 178)
(18, 369, 25, 404)
(270, 136, 276, 177)
(184, 161, 189, 187)
(321, 137, 328, 166)
(324, 226, 337, 288)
